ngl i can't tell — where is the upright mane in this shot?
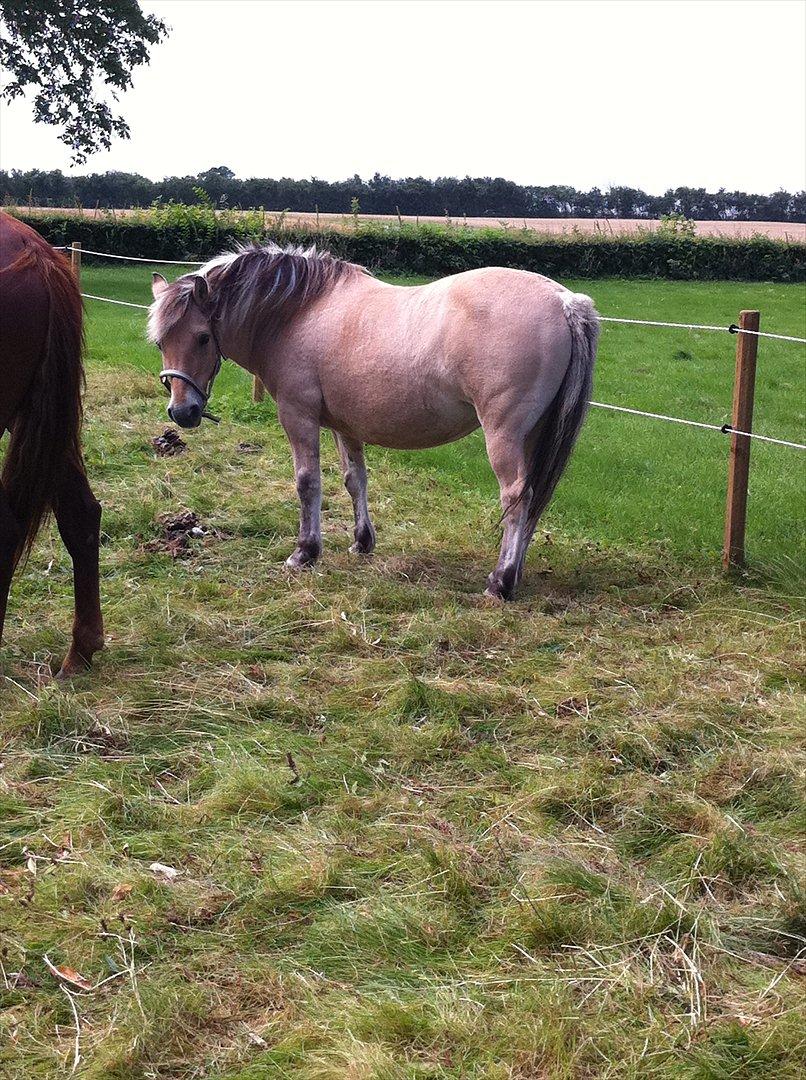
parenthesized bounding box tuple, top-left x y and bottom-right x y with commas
(148, 241, 365, 346)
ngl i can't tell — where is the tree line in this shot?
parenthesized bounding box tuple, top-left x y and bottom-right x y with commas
(3, 166, 804, 221)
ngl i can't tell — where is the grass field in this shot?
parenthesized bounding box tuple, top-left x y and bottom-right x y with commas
(1, 265, 804, 1078)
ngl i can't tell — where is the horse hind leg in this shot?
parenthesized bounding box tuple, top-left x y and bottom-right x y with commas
(52, 461, 104, 679)
(334, 433, 375, 554)
(482, 426, 536, 602)
(0, 485, 22, 649)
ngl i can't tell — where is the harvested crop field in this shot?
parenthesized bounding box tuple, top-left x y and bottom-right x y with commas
(11, 205, 806, 241)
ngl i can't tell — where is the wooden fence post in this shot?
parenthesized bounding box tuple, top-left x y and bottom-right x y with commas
(70, 241, 82, 284)
(252, 375, 266, 403)
(723, 309, 760, 571)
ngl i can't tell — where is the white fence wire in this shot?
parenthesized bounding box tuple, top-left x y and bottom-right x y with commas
(598, 315, 806, 344)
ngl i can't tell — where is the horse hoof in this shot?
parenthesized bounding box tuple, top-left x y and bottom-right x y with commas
(285, 552, 317, 571)
(482, 587, 507, 605)
(54, 637, 102, 679)
(54, 658, 90, 681)
(349, 542, 374, 556)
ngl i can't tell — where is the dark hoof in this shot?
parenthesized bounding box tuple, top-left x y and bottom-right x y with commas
(54, 635, 104, 679)
(285, 545, 320, 570)
(350, 524, 376, 555)
(485, 571, 517, 602)
(54, 655, 92, 680)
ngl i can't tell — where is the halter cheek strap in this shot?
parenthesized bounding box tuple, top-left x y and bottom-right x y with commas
(159, 318, 225, 423)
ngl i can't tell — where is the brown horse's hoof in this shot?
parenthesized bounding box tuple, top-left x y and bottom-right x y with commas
(54, 657, 91, 681)
(54, 636, 104, 680)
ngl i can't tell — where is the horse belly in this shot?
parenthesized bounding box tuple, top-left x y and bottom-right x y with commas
(323, 385, 480, 450)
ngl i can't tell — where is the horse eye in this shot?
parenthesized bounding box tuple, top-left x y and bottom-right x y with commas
(198, 332, 210, 347)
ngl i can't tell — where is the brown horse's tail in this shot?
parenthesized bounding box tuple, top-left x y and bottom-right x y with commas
(2, 248, 84, 564)
(524, 291, 599, 534)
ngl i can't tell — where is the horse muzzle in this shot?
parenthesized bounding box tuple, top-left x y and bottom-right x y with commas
(168, 400, 203, 429)
(160, 367, 221, 425)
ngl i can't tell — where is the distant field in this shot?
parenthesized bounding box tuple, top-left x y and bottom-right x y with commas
(12, 205, 806, 240)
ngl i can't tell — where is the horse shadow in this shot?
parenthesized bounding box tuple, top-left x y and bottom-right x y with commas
(371, 537, 692, 614)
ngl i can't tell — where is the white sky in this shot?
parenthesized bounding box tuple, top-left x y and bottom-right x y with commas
(1, 0, 804, 194)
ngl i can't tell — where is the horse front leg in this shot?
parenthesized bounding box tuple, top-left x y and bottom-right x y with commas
(53, 461, 104, 679)
(334, 433, 375, 554)
(281, 411, 322, 569)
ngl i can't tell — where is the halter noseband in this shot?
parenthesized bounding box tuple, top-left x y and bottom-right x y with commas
(159, 313, 225, 424)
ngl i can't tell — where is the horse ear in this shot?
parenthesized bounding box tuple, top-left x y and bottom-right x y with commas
(151, 272, 168, 298)
(192, 276, 210, 307)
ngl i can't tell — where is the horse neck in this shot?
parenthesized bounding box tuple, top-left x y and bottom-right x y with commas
(213, 263, 363, 372)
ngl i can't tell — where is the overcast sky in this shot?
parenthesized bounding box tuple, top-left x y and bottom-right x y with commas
(2, 0, 804, 193)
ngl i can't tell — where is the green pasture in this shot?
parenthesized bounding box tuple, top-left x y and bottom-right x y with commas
(1, 265, 804, 1078)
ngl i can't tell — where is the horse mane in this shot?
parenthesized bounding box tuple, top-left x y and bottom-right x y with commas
(148, 241, 365, 346)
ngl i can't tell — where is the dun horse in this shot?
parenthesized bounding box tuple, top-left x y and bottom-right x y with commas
(150, 243, 599, 599)
(0, 212, 103, 676)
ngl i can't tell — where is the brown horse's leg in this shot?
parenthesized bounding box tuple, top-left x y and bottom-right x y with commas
(482, 427, 534, 602)
(280, 410, 322, 569)
(334, 433, 375, 555)
(52, 461, 104, 679)
(0, 485, 22, 648)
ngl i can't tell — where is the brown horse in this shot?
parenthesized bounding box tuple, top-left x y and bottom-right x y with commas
(150, 243, 599, 600)
(0, 212, 103, 677)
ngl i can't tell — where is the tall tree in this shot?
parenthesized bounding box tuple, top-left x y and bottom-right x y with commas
(0, 0, 168, 162)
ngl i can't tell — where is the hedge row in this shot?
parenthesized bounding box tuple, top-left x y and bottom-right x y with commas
(14, 212, 806, 282)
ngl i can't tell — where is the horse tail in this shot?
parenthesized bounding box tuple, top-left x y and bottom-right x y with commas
(523, 291, 599, 533)
(2, 248, 85, 564)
